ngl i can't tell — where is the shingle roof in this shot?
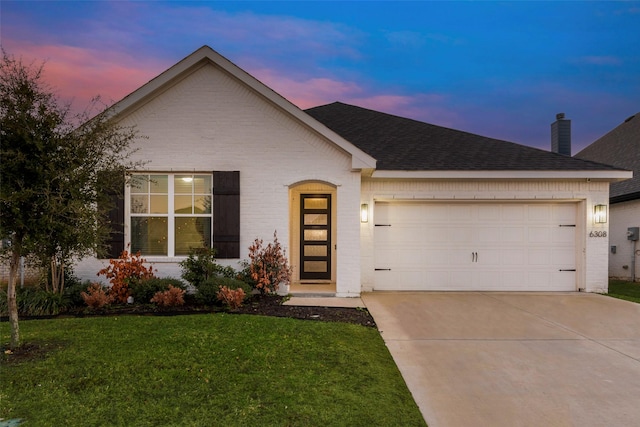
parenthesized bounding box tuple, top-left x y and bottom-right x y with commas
(306, 102, 623, 172)
(575, 113, 640, 202)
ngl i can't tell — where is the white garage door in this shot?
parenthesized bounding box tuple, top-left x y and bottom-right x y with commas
(373, 202, 577, 291)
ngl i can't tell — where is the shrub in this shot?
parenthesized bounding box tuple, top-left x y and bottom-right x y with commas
(130, 277, 186, 304)
(150, 285, 185, 307)
(216, 286, 246, 309)
(63, 279, 93, 309)
(81, 283, 113, 309)
(245, 231, 291, 294)
(98, 249, 154, 303)
(195, 277, 251, 305)
(180, 248, 236, 287)
(1, 286, 69, 317)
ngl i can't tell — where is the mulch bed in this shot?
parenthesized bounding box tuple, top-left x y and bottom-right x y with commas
(2, 294, 376, 327)
(235, 295, 376, 327)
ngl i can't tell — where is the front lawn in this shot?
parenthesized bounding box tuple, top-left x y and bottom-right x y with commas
(607, 279, 640, 303)
(1, 314, 426, 426)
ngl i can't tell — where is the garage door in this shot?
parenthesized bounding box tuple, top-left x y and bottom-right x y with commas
(373, 202, 577, 291)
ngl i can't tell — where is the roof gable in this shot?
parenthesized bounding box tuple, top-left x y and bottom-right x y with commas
(575, 113, 640, 201)
(107, 46, 376, 170)
(307, 102, 629, 179)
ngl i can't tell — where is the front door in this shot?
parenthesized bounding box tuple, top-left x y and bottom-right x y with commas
(300, 194, 331, 280)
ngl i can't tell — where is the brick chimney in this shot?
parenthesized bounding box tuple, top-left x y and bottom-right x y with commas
(551, 113, 571, 156)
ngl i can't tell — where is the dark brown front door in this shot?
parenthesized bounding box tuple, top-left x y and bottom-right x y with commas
(300, 194, 331, 280)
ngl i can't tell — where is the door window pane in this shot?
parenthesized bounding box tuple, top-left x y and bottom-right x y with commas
(304, 198, 328, 210)
(304, 230, 327, 241)
(175, 217, 211, 256)
(304, 245, 327, 257)
(131, 217, 167, 256)
(304, 214, 327, 225)
(304, 261, 327, 272)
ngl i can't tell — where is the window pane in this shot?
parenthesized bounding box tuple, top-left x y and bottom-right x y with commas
(194, 175, 211, 194)
(175, 217, 211, 256)
(175, 176, 193, 194)
(175, 195, 192, 214)
(304, 229, 327, 241)
(130, 175, 147, 193)
(304, 245, 327, 257)
(150, 195, 168, 214)
(131, 217, 167, 256)
(194, 196, 211, 214)
(304, 198, 327, 210)
(304, 214, 327, 225)
(150, 175, 168, 193)
(304, 261, 327, 273)
(130, 195, 148, 214)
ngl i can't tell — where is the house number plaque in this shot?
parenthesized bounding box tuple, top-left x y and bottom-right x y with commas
(589, 231, 607, 238)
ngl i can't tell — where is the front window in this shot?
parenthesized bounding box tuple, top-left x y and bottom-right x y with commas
(129, 174, 212, 256)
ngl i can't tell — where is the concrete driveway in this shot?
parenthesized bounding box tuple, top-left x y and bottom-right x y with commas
(361, 292, 640, 427)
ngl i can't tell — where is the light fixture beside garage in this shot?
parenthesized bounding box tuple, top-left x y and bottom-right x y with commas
(361, 203, 369, 223)
(594, 204, 607, 223)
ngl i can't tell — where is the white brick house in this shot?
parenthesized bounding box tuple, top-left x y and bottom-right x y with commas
(74, 46, 631, 295)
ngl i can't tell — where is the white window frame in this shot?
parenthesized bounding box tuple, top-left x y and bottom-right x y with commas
(125, 172, 212, 258)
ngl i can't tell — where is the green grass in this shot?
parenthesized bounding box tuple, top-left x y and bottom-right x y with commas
(607, 279, 640, 304)
(1, 314, 426, 426)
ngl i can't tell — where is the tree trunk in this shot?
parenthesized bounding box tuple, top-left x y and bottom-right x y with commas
(8, 241, 22, 349)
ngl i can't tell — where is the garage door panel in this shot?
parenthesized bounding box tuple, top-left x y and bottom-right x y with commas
(551, 248, 575, 267)
(528, 205, 552, 221)
(501, 249, 526, 266)
(554, 227, 575, 243)
(373, 202, 577, 291)
(529, 227, 551, 243)
(528, 248, 551, 265)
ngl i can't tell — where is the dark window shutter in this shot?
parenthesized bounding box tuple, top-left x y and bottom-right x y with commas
(213, 171, 240, 258)
(99, 172, 125, 259)
(105, 195, 125, 259)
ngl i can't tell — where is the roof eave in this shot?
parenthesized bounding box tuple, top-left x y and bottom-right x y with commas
(370, 170, 633, 180)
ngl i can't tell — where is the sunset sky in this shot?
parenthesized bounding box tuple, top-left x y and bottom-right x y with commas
(2, 1, 639, 153)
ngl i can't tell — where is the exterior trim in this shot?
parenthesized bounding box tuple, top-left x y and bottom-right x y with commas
(371, 170, 633, 180)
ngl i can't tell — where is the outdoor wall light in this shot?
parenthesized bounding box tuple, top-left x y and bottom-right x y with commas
(360, 203, 369, 223)
(594, 204, 607, 224)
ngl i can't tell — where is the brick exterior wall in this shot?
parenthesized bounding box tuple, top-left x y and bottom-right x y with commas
(73, 63, 362, 295)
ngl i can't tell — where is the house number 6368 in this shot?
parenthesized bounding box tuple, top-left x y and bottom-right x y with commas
(589, 231, 607, 238)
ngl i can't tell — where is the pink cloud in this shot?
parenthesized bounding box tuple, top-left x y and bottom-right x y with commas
(2, 39, 165, 115)
(252, 67, 459, 126)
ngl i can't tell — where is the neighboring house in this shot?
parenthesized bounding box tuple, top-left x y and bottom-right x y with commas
(74, 46, 631, 295)
(575, 114, 640, 282)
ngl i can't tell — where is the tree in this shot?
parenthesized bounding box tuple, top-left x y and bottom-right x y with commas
(0, 50, 142, 349)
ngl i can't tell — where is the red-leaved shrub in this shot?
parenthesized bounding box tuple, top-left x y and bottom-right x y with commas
(216, 286, 246, 309)
(150, 285, 185, 307)
(81, 283, 113, 309)
(247, 231, 291, 294)
(98, 249, 154, 303)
